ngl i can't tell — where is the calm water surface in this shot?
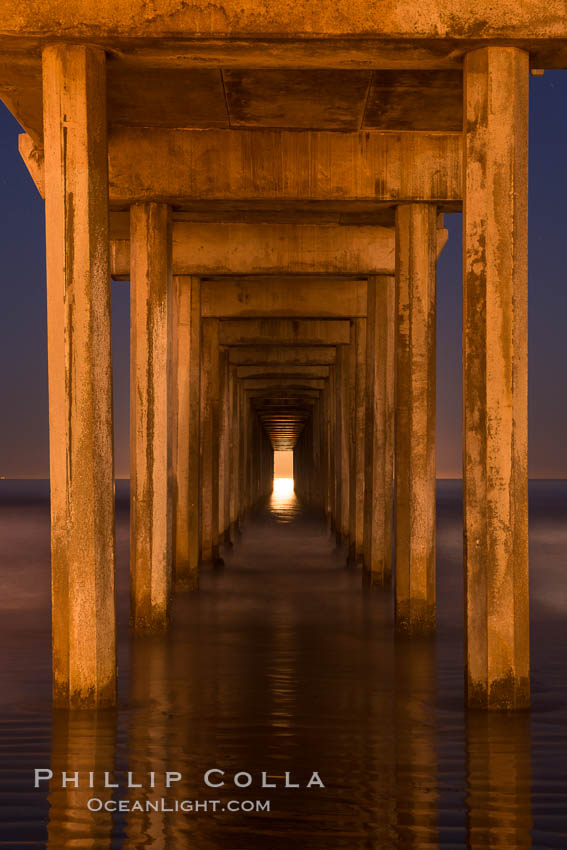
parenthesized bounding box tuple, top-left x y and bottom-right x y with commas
(0, 480, 567, 848)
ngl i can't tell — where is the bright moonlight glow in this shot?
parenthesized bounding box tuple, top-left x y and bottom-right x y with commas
(272, 477, 294, 498)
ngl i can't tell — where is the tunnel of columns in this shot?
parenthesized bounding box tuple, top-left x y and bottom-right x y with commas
(0, 18, 537, 713)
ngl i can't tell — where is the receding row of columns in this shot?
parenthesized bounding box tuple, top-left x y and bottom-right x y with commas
(41, 41, 529, 710)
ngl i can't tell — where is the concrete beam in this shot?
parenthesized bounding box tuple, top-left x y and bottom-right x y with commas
(246, 390, 320, 401)
(240, 378, 327, 391)
(236, 365, 330, 379)
(190, 224, 392, 276)
(201, 275, 370, 316)
(107, 129, 462, 205)
(2, 1, 565, 39)
(4, 3, 567, 66)
(219, 319, 351, 346)
(109, 225, 447, 280)
(107, 224, 395, 276)
(228, 346, 336, 366)
(20, 126, 462, 207)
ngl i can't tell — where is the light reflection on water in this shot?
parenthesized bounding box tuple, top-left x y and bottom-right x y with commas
(0, 481, 566, 847)
(270, 478, 297, 524)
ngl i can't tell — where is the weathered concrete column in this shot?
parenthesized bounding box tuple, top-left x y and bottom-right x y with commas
(395, 204, 437, 634)
(172, 275, 200, 590)
(228, 364, 240, 540)
(463, 47, 530, 709)
(43, 44, 116, 707)
(238, 383, 248, 522)
(335, 345, 350, 545)
(328, 364, 336, 531)
(320, 388, 328, 520)
(130, 202, 173, 631)
(349, 318, 367, 565)
(218, 349, 231, 547)
(248, 411, 256, 505)
(343, 341, 356, 549)
(188, 278, 202, 575)
(200, 318, 221, 563)
(334, 352, 343, 540)
(364, 275, 395, 586)
(312, 397, 321, 509)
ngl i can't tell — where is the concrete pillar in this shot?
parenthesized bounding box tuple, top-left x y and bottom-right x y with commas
(335, 346, 350, 545)
(344, 341, 356, 548)
(463, 47, 530, 709)
(188, 278, 202, 576)
(295, 418, 303, 499)
(312, 397, 321, 508)
(42, 44, 116, 707)
(349, 318, 367, 565)
(364, 275, 395, 586)
(328, 364, 336, 531)
(238, 384, 248, 522)
(217, 349, 229, 545)
(172, 275, 200, 590)
(323, 379, 333, 527)
(229, 365, 240, 540)
(200, 318, 220, 563)
(334, 354, 343, 539)
(130, 202, 173, 631)
(395, 203, 437, 634)
(222, 353, 232, 544)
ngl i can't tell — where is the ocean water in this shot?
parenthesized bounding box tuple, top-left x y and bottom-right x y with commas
(0, 479, 566, 848)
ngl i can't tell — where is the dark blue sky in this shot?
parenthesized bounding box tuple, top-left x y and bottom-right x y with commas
(1, 72, 566, 477)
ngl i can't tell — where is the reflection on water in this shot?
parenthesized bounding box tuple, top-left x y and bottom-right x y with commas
(1, 480, 567, 847)
(466, 713, 532, 848)
(47, 711, 116, 849)
(270, 478, 297, 523)
(394, 640, 439, 848)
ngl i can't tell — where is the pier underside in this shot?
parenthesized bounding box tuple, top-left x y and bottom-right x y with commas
(0, 3, 540, 709)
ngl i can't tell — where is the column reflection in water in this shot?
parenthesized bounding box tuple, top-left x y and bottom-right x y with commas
(352, 593, 398, 849)
(125, 637, 176, 850)
(466, 711, 532, 848)
(394, 639, 440, 848)
(47, 709, 116, 849)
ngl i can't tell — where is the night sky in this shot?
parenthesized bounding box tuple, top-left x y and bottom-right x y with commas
(1, 72, 566, 478)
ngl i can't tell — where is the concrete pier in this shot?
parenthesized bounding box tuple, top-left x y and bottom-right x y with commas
(2, 5, 545, 709)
